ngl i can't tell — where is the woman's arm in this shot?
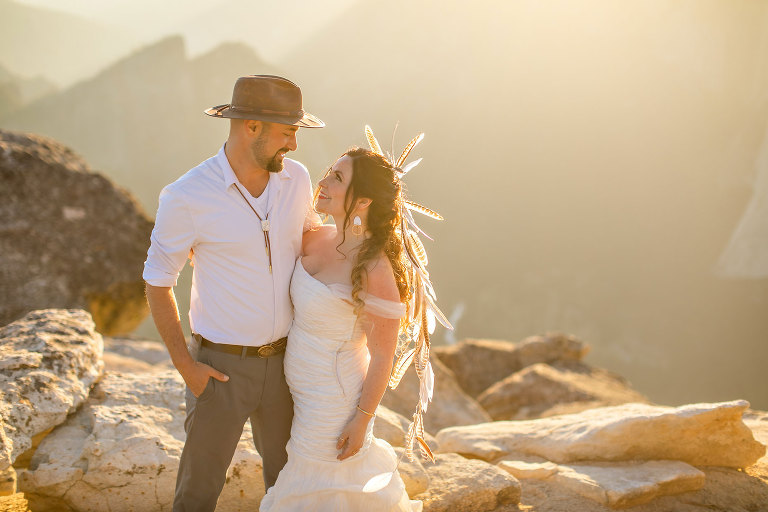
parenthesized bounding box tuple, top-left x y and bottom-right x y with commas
(337, 257, 401, 460)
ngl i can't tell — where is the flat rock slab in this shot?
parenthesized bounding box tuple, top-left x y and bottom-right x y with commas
(551, 460, 705, 509)
(518, 464, 768, 512)
(434, 333, 588, 398)
(19, 371, 263, 512)
(498, 460, 558, 480)
(0, 309, 103, 472)
(436, 401, 765, 468)
(413, 453, 521, 512)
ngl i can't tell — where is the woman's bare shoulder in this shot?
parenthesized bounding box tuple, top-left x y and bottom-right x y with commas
(365, 254, 399, 302)
(302, 224, 335, 254)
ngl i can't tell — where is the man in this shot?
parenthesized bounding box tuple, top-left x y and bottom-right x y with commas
(143, 75, 324, 512)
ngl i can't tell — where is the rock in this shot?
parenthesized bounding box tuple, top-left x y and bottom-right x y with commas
(0, 130, 153, 335)
(743, 408, 768, 463)
(0, 424, 12, 481)
(373, 409, 434, 497)
(498, 459, 558, 480)
(498, 409, 768, 511)
(519, 465, 768, 512)
(743, 408, 768, 486)
(0, 466, 16, 495)
(12, 428, 53, 472)
(19, 371, 263, 512)
(412, 453, 521, 512)
(0, 493, 29, 512)
(551, 460, 705, 509)
(436, 400, 766, 468)
(102, 351, 160, 373)
(380, 357, 491, 434)
(373, 406, 438, 451)
(104, 337, 172, 366)
(477, 362, 650, 420)
(0, 310, 103, 473)
(434, 333, 589, 398)
(102, 337, 173, 373)
(392, 447, 429, 497)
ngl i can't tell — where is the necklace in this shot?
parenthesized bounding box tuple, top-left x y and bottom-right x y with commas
(234, 184, 272, 273)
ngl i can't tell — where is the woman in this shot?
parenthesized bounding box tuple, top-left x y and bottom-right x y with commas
(260, 131, 447, 511)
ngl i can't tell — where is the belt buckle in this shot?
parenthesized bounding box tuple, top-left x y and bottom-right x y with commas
(257, 344, 275, 358)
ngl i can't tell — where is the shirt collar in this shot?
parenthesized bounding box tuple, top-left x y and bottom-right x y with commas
(217, 144, 239, 190)
(216, 143, 294, 190)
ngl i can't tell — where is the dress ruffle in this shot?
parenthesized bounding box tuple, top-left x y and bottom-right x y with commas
(260, 438, 421, 511)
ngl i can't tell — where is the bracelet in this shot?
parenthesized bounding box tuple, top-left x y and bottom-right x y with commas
(356, 405, 376, 418)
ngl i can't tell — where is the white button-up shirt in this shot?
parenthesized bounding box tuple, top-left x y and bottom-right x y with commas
(143, 145, 320, 346)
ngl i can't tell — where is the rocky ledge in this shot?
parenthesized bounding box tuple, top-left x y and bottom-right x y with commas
(2, 313, 767, 511)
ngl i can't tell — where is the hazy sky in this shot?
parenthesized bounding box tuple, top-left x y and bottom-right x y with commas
(13, 0, 359, 58)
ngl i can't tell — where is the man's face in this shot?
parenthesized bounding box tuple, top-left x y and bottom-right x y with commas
(250, 122, 299, 173)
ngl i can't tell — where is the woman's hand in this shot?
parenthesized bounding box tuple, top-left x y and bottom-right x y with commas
(336, 411, 372, 460)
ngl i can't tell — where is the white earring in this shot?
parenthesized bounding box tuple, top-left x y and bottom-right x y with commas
(352, 216, 363, 236)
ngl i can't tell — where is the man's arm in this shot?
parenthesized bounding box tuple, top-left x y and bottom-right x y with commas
(143, 186, 227, 396)
(145, 284, 228, 396)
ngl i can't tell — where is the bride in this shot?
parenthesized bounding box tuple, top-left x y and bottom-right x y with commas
(259, 130, 447, 511)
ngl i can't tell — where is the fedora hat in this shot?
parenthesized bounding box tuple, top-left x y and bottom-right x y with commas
(204, 75, 325, 128)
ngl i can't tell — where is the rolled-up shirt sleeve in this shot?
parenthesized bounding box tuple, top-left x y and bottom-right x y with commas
(143, 185, 196, 287)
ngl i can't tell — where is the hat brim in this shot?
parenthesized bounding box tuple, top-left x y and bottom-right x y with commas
(204, 104, 325, 128)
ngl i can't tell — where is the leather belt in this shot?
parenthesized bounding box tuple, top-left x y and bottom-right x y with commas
(199, 336, 287, 358)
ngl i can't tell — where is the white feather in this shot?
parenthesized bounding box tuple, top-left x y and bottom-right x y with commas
(419, 361, 434, 412)
(426, 294, 453, 329)
(405, 208, 433, 241)
(427, 309, 436, 334)
(363, 471, 395, 493)
(399, 157, 422, 175)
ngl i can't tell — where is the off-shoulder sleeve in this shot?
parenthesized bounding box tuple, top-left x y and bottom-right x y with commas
(326, 284, 406, 319)
(361, 294, 407, 319)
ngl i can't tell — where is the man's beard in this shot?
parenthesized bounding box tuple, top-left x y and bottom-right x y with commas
(265, 153, 284, 173)
(252, 134, 286, 173)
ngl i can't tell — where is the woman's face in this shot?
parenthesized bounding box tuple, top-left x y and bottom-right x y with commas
(316, 155, 354, 217)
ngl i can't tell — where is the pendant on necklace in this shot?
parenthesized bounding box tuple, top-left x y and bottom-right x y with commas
(261, 219, 270, 232)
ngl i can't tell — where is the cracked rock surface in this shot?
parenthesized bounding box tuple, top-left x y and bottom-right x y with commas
(0, 309, 103, 474)
(19, 371, 263, 512)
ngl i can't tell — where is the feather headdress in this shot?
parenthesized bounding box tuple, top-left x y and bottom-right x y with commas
(365, 125, 453, 463)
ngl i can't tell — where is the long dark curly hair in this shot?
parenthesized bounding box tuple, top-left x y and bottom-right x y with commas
(315, 147, 411, 316)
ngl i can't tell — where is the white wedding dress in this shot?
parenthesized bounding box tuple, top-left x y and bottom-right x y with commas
(259, 258, 422, 512)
